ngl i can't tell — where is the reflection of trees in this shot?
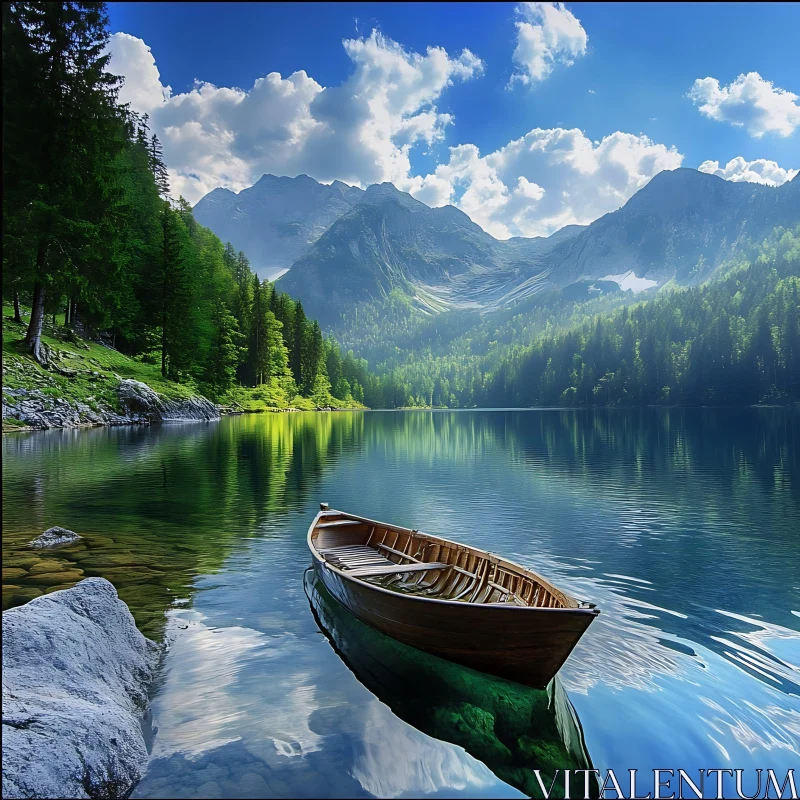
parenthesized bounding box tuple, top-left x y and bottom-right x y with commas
(357, 409, 797, 504)
(3, 407, 796, 640)
(1, 413, 366, 636)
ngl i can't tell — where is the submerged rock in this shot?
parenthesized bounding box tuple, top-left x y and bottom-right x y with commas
(28, 527, 82, 548)
(2, 578, 160, 799)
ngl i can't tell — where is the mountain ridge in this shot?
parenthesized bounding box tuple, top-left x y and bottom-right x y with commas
(194, 169, 799, 328)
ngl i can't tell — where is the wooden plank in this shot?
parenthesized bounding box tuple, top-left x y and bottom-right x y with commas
(377, 543, 420, 562)
(317, 520, 364, 529)
(347, 562, 450, 578)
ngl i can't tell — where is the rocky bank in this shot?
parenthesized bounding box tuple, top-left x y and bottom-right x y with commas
(3, 378, 219, 431)
(1, 578, 160, 799)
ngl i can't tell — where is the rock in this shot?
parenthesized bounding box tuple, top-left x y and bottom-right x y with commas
(3, 368, 217, 431)
(44, 583, 82, 594)
(1, 555, 42, 569)
(23, 570, 87, 587)
(29, 527, 82, 548)
(2, 578, 160, 799)
(116, 379, 219, 423)
(2, 568, 28, 580)
(28, 561, 69, 574)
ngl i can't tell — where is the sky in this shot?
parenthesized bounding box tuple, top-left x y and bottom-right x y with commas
(106, 2, 800, 239)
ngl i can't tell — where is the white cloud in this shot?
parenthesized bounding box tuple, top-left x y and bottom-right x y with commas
(106, 30, 483, 203)
(408, 128, 684, 238)
(108, 29, 690, 240)
(698, 156, 798, 186)
(511, 2, 588, 86)
(688, 72, 800, 138)
(109, 32, 172, 112)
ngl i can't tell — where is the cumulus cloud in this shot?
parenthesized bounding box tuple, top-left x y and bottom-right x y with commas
(510, 2, 588, 85)
(407, 128, 684, 238)
(698, 157, 798, 186)
(688, 72, 800, 138)
(108, 29, 691, 240)
(106, 30, 483, 203)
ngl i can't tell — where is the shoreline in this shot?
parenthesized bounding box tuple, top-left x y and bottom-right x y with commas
(5, 401, 795, 435)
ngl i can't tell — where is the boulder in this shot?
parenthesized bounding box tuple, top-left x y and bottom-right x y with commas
(2, 578, 160, 799)
(28, 527, 82, 548)
(116, 379, 219, 422)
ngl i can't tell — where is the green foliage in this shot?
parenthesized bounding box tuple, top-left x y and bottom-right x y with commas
(483, 228, 800, 408)
(2, 2, 373, 406)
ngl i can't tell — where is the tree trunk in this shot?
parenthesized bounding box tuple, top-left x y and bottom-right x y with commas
(161, 315, 167, 377)
(13, 291, 22, 323)
(24, 280, 47, 364)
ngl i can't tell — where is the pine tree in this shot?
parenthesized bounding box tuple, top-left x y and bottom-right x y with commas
(148, 133, 170, 198)
(291, 300, 309, 391)
(149, 204, 194, 378)
(306, 320, 325, 395)
(5, 1, 123, 363)
(201, 301, 243, 398)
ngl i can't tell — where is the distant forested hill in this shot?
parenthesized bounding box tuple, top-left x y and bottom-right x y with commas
(482, 228, 800, 408)
(324, 228, 800, 408)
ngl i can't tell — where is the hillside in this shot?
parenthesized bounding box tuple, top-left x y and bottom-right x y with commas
(483, 226, 800, 407)
(2, 306, 215, 430)
(543, 168, 800, 286)
(277, 182, 581, 326)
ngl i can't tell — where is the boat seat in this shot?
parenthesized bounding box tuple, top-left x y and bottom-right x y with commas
(320, 544, 449, 580)
(320, 545, 396, 571)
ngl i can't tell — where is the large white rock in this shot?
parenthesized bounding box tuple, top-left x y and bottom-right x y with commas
(2, 578, 160, 799)
(116, 379, 219, 422)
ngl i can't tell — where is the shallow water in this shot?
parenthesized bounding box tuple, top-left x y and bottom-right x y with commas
(2, 409, 799, 798)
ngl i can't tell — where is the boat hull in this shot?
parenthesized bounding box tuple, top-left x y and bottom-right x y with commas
(313, 556, 596, 689)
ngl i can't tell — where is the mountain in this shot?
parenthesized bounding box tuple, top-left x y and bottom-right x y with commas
(193, 174, 364, 280)
(543, 168, 800, 286)
(277, 182, 582, 326)
(197, 169, 798, 329)
(279, 168, 799, 327)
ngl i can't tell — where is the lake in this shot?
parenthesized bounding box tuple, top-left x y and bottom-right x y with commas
(2, 409, 799, 798)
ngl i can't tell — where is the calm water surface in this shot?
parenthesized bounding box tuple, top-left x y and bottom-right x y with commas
(3, 410, 799, 798)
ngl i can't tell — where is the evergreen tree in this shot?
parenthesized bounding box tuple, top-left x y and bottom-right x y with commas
(148, 133, 170, 198)
(201, 301, 243, 398)
(4, 1, 123, 363)
(291, 300, 309, 391)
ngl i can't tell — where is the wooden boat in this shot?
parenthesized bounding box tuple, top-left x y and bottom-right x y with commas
(308, 504, 600, 689)
(303, 568, 597, 796)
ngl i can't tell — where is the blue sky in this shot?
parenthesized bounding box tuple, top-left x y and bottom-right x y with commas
(106, 2, 800, 238)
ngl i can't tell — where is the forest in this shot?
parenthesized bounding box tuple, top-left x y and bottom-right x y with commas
(3, 2, 798, 412)
(2, 1, 372, 409)
(327, 228, 799, 409)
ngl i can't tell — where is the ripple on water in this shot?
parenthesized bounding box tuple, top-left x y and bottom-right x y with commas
(3, 409, 799, 798)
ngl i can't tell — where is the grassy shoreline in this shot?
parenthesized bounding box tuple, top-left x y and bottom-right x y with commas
(2, 305, 365, 431)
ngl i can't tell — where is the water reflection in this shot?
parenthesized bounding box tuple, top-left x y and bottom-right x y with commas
(3, 409, 799, 798)
(304, 569, 596, 799)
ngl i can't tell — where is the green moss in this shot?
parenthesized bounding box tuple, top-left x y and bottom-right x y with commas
(432, 702, 513, 766)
